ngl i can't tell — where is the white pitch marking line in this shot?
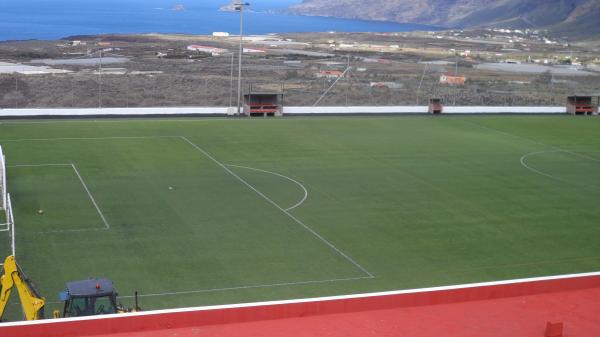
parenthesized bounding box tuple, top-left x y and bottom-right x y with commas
(0, 135, 180, 142)
(462, 119, 600, 185)
(122, 276, 373, 299)
(461, 119, 600, 164)
(561, 149, 600, 162)
(519, 150, 568, 182)
(459, 119, 547, 147)
(70, 163, 110, 229)
(226, 164, 309, 211)
(8, 163, 110, 232)
(180, 136, 374, 279)
(520, 149, 600, 187)
(8, 163, 72, 168)
(0, 116, 352, 127)
(26, 227, 109, 235)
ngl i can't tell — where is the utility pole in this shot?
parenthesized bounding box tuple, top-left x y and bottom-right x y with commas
(126, 73, 130, 108)
(14, 72, 18, 109)
(313, 66, 352, 107)
(454, 52, 458, 106)
(455, 53, 458, 75)
(98, 49, 103, 109)
(235, 2, 250, 115)
(229, 52, 235, 108)
(71, 76, 75, 108)
(346, 55, 350, 106)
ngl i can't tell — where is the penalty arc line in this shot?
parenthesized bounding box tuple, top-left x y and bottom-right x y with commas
(520, 150, 600, 188)
(519, 150, 569, 182)
(180, 136, 374, 279)
(225, 164, 308, 211)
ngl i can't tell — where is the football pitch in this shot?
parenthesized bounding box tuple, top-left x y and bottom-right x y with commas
(0, 115, 599, 316)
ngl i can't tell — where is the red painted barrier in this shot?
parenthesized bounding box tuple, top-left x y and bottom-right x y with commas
(546, 322, 564, 337)
(1, 273, 599, 337)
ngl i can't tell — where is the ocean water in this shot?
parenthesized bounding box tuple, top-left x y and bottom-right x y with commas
(0, 0, 440, 41)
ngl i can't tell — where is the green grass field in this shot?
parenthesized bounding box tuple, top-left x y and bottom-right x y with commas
(0, 115, 599, 318)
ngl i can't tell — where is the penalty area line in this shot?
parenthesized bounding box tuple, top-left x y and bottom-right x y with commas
(8, 162, 110, 232)
(8, 163, 72, 168)
(70, 163, 110, 229)
(24, 227, 109, 235)
(180, 136, 374, 279)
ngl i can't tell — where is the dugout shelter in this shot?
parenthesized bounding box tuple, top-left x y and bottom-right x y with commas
(243, 92, 284, 117)
(428, 98, 443, 114)
(567, 95, 599, 115)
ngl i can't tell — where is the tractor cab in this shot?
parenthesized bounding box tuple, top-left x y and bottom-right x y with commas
(59, 278, 119, 317)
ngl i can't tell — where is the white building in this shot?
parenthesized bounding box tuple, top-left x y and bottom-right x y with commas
(370, 82, 403, 89)
(243, 48, 267, 54)
(187, 45, 228, 56)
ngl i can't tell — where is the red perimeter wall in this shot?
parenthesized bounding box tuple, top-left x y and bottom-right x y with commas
(1, 274, 599, 337)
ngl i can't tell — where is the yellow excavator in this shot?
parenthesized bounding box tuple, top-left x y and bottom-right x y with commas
(0, 255, 140, 322)
(0, 255, 45, 321)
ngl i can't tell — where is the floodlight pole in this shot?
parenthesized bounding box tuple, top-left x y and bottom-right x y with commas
(416, 61, 428, 106)
(236, 3, 250, 115)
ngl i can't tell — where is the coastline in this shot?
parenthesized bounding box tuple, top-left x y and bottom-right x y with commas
(0, 6, 440, 42)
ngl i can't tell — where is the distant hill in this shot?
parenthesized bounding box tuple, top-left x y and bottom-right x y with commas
(289, 0, 600, 38)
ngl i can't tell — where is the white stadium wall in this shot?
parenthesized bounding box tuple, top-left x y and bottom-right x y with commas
(0, 106, 567, 117)
(0, 107, 230, 117)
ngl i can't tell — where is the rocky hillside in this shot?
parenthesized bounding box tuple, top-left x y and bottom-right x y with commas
(289, 0, 600, 37)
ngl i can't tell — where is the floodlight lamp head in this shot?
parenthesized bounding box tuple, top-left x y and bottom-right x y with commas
(234, 2, 250, 10)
